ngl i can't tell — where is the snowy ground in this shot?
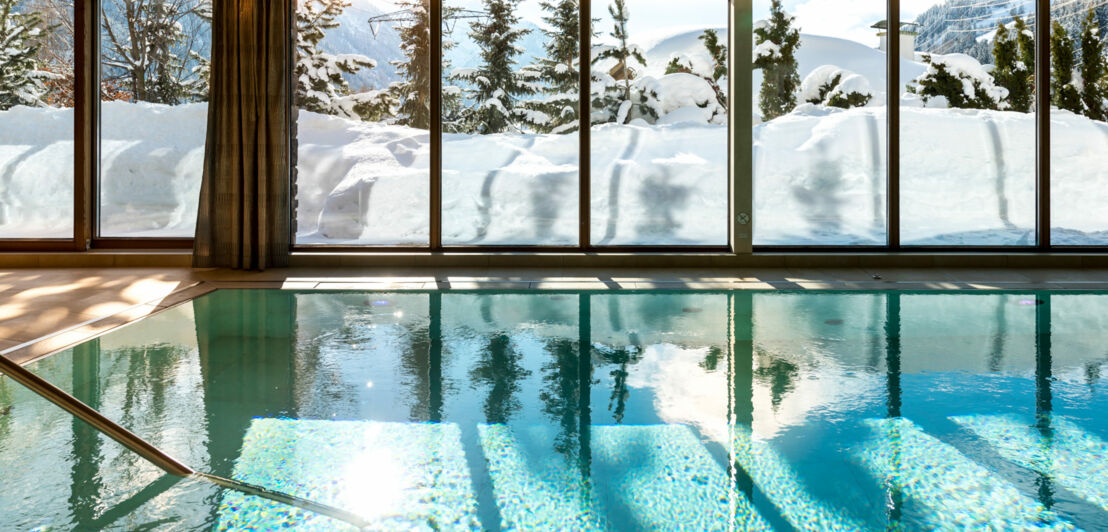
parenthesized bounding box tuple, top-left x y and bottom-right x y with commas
(3, 92, 1108, 245)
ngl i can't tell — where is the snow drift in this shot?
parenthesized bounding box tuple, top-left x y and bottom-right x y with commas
(5, 99, 1108, 246)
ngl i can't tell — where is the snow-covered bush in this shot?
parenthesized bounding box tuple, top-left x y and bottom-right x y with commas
(908, 53, 1008, 110)
(798, 65, 872, 109)
(655, 72, 725, 124)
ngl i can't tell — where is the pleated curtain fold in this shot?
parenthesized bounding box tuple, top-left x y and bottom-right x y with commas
(193, 0, 292, 270)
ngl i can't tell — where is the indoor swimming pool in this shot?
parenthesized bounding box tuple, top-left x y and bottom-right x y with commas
(2, 289, 1107, 530)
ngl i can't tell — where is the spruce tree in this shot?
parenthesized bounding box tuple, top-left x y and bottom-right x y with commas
(993, 21, 1032, 112)
(591, 0, 660, 124)
(1051, 20, 1083, 114)
(389, 0, 449, 129)
(453, 0, 532, 134)
(753, 0, 800, 121)
(0, 0, 55, 110)
(1078, 9, 1107, 121)
(1014, 15, 1035, 78)
(519, 0, 580, 133)
(296, 0, 376, 118)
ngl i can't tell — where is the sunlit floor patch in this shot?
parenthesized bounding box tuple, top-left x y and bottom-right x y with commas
(481, 424, 769, 531)
(953, 414, 1108, 513)
(856, 418, 1075, 531)
(217, 419, 481, 531)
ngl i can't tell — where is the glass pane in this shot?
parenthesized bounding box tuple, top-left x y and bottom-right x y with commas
(752, 1, 887, 245)
(1049, 2, 1108, 245)
(590, 0, 727, 246)
(0, 0, 74, 239)
(294, 0, 430, 246)
(98, 0, 210, 238)
(900, 1, 1036, 246)
(442, 0, 580, 246)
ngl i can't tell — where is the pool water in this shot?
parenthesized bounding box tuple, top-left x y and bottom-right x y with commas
(2, 289, 1108, 530)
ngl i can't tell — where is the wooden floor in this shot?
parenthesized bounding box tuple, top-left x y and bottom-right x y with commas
(4, 266, 1108, 365)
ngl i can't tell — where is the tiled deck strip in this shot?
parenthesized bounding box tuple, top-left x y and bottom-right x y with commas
(4, 267, 1108, 365)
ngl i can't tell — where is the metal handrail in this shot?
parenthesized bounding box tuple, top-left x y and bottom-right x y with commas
(0, 355, 370, 530)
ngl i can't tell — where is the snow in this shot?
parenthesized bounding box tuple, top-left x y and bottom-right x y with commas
(754, 105, 1047, 246)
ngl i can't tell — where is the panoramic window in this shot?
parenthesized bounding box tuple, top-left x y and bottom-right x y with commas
(590, 0, 727, 246)
(752, 0, 888, 246)
(899, 0, 1036, 246)
(0, 0, 74, 239)
(442, 0, 580, 246)
(98, 0, 210, 238)
(294, 0, 431, 246)
(1049, 1, 1108, 246)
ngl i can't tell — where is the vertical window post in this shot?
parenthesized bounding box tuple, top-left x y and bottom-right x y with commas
(1036, 0, 1050, 249)
(887, 0, 900, 249)
(431, 0, 444, 250)
(733, 0, 753, 254)
(579, 0, 592, 250)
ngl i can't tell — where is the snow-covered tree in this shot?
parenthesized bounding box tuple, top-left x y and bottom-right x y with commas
(799, 65, 872, 109)
(297, 0, 377, 118)
(187, 0, 211, 101)
(753, 0, 800, 121)
(101, 0, 200, 104)
(1078, 9, 1107, 121)
(1051, 20, 1083, 114)
(388, 0, 446, 129)
(0, 0, 57, 110)
(908, 53, 1007, 110)
(591, 0, 660, 124)
(518, 0, 580, 133)
(453, 0, 533, 134)
(993, 20, 1032, 113)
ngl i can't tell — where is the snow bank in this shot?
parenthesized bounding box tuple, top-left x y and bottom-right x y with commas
(7, 101, 1108, 246)
(754, 105, 1047, 246)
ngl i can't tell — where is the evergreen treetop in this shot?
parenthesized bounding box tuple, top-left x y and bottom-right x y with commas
(296, 0, 376, 118)
(1050, 20, 1083, 114)
(993, 20, 1033, 113)
(753, 0, 800, 121)
(0, 0, 56, 110)
(1078, 9, 1107, 121)
(453, 0, 533, 134)
(519, 0, 580, 133)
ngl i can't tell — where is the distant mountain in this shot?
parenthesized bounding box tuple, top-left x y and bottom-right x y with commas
(911, 0, 1107, 64)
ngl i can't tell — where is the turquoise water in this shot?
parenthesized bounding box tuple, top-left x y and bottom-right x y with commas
(2, 290, 1108, 530)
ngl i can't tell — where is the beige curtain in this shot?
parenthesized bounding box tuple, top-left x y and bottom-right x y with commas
(193, 0, 293, 270)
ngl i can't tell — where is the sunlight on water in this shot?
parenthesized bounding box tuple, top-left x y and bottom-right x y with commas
(217, 419, 480, 530)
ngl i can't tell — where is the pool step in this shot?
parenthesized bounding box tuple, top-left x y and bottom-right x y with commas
(217, 419, 481, 531)
(856, 418, 1076, 531)
(953, 414, 1108, 513)
(480, 423, 769, 531)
